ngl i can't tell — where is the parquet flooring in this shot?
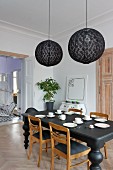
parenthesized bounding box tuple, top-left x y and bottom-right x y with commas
(0, 122, 113, 170)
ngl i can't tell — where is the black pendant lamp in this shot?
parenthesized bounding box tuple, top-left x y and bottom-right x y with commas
(35, 0, 63, 67)
(68, 0, 105, 64)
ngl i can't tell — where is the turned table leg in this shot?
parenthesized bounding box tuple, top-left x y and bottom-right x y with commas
(88, 149, 103, 170)
(23, 116, 30, 149)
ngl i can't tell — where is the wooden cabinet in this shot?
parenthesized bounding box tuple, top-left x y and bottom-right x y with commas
(96, 48, 113, 120)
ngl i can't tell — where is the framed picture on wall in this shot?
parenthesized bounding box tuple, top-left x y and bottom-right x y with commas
(66, 75, 88, 103)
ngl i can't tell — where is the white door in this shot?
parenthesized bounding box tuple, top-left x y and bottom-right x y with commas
(21, 56, 34, 112)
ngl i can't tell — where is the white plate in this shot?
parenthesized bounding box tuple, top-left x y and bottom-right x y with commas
(73, 121, 83, 124)
(82, 118, 92, 121)
(63, 122, 77, 128)
(55, 112, 62, 114)
(64, 112, 74, 115)
(35, 115, 46, 118)
(94, 118, 107, 122)
(94, 123, 110, 128)
(47, 115, 55, 118)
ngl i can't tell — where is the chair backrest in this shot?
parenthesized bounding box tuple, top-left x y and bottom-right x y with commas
(68, 108, 82, 115)
(90, 112, 109, 120)
(49, 122, 70, 155)
(28, 115, 42, 140)
(25, 107, 39, 113)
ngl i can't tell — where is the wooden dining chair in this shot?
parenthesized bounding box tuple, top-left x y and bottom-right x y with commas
(28, 115, 51, 167)
(68, 108, 82, 115)
(68, 108, 83, 143)
(90, 112, 109, 159)
(49, 122, 91, 170)
(90, 112, 109, 120)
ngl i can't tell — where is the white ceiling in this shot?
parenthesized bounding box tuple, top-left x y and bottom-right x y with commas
(0, 0, 113, 37)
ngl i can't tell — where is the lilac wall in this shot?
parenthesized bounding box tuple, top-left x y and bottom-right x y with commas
(0, 56, 22, 73)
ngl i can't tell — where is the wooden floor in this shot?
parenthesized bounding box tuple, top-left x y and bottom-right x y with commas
(0, 122, 113, 170)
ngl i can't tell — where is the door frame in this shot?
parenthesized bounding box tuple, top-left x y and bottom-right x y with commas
(0, 50, 28, 59)
(0, 50, 29, 113)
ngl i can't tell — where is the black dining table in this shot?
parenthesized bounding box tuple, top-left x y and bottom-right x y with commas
(22, 110, 113, 170)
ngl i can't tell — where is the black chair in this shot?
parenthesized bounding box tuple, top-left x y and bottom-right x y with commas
(25, 107, 39, 113)
(23, 107, 39, 122)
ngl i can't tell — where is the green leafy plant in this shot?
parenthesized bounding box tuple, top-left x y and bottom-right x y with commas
(36, 78, 61, 101)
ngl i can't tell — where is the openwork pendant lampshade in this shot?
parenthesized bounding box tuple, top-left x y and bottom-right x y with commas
(68, 28, 105, 64)
(35, 40, 63, 66)
(68, 0, 105, 64)
(35, 0, 63, 67)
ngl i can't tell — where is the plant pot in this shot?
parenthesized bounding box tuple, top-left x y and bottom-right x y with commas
(46, 102, 54, 111)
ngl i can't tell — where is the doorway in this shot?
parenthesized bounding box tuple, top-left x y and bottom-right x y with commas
(0, 50, 29, 114)
(96, 48, 113, 120)
(0, 56, 23, 111)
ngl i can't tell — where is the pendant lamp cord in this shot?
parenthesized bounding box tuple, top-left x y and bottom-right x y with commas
(48, 0, 50, 40)
(86, 0, 87, 28)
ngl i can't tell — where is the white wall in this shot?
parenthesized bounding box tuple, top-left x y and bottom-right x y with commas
(53, 36, 96, 114)
(53, 18, 113, 114)
(0, 16, 113, 113)
(0, 26, 53, 111)
(34, 63, 53, 111)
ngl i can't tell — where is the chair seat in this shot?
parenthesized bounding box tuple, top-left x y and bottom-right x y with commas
(33, 130, 51, 140)
(55, 140, 89, 155)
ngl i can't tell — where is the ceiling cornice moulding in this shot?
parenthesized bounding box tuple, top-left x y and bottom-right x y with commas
(0, 20, 47, 39)
(53, 9, 113, 40)
(0, 9, 113, 40)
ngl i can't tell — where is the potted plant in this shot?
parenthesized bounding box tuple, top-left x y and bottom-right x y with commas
(36, 78, 61, 111)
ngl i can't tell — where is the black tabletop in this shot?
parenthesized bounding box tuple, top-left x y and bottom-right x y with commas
(22, 110, 113, 149)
